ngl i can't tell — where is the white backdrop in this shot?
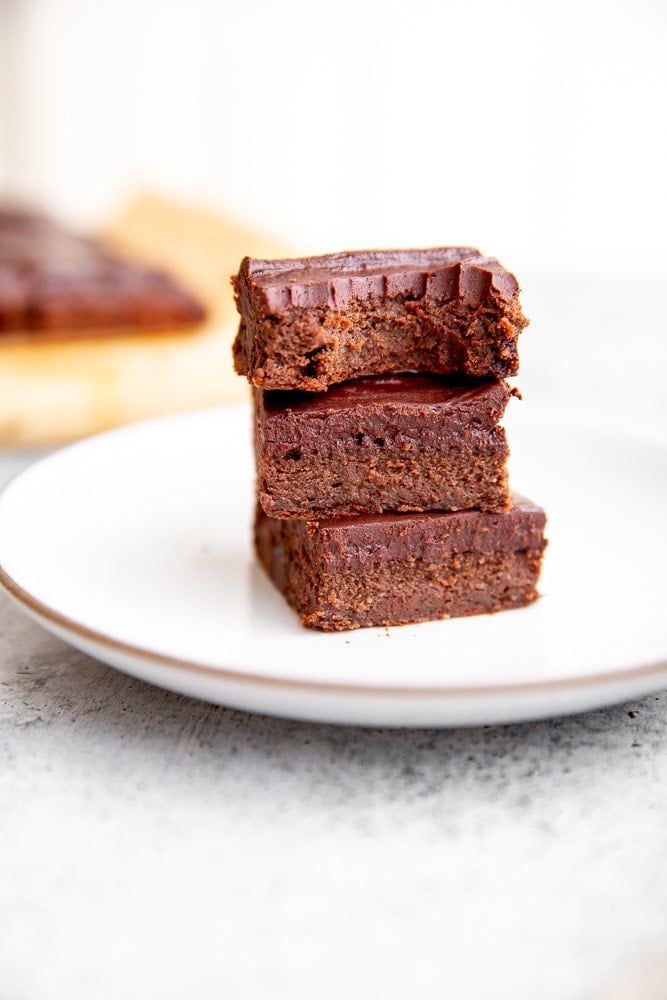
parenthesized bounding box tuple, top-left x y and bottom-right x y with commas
(1, 0, 666, 281)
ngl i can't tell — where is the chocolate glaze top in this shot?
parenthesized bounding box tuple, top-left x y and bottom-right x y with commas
(235, 247, 520, 314)
(261, 374, 512, 419)
(309, 497, 546, 567)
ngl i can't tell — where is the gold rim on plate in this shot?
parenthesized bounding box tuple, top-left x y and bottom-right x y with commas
(2, 564, 666, 700)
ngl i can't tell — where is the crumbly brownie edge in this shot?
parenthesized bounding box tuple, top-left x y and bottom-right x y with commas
(257, 433, 511, 518)
(300, 549, 545, 631)
(233, 296, 526, 390)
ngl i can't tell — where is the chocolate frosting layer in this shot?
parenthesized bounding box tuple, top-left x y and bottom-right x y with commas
(236, 247, 520, 314)
(311, 497, 546, 568)
(261, 374, 512, 420)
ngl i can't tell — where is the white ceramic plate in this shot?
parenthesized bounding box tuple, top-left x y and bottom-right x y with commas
(0, 404, 666, 727)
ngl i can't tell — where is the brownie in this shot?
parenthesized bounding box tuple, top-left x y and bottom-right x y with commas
(0, 207, 206, 335)
(255, 497, 546, 631)
(255, 374, 514, 519)
(233, 247, 528, 390)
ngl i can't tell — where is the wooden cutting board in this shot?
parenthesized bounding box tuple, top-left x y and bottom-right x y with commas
(0, 193, 290, 448)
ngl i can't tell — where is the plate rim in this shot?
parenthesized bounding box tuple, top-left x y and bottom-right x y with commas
(2, 564, 666, 700)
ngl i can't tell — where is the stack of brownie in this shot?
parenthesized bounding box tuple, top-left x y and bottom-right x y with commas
(232, 248, 546, 631)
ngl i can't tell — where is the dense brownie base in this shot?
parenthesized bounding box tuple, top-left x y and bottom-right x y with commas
(0, 208, 206, 334)
(255, 374, 513, 518)
(232, 248, 528, 390)
(255, 499, 546, 631)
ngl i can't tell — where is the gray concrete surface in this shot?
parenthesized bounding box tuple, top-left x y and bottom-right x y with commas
(1, 459, 667, 999)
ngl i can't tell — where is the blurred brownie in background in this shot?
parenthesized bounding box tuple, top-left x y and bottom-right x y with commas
(0, 208, 206, 336)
